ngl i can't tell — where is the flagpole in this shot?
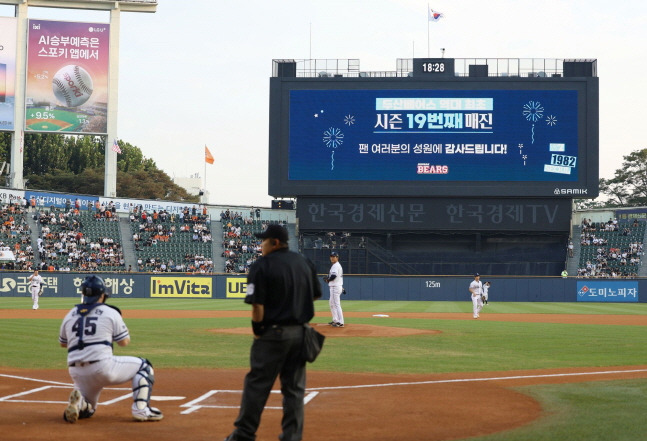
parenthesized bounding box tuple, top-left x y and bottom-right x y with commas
(204, 146, 207, 203)
(427, 4, 430, 57)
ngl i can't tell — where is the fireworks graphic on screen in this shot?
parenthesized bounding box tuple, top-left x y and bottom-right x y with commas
(523, 101, 544, 122)
(546, 115, 557, 126)
(323, 127, 344, 170)
(523, 100, 544, 144)
(344, 114, 355, 126)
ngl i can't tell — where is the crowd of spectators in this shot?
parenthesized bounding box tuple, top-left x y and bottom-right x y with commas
(136, 253, 214, 273)
(580, 217, 643, 234)
(220, 209, 287, 274)
(131, 206, 213, 273)
(37, 208, 125, 272)
(221, 218, 261, 274)
(577, 218, 644, 278)
(301, 231, 364, 250)
(0, 201, 33, 270)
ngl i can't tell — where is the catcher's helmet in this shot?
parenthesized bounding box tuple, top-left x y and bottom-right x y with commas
(81, 275, 109, 304)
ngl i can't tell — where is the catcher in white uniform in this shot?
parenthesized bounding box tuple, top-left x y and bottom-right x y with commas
(324, 251, 344, 327)
(59, 275, 163, 423)
(469, 273, 484, 319)
(28, 270, 43, 310)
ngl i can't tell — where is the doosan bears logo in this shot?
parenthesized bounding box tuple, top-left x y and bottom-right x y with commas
(417, 163, 448, 174)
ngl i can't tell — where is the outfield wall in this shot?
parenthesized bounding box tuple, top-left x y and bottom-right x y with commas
(0, 272, 642, 303)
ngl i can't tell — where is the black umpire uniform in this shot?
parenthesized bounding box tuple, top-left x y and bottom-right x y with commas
(225, 224, 322, 441)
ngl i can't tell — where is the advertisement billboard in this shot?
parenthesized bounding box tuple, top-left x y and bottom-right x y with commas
(0, 17, 17, 130)
(269, 76, 599, 198)
(297, 197, 572, 231)
(226, 277, 247, 298)
(25, 19, 110, 134)
(577, 281, 639, 303)
(150, 277, 213, 298)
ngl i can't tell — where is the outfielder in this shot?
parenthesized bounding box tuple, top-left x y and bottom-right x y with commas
(28, 270, 43, 310)
(482, 281, 491, 305)
(324, 251, 344, 327)
(469, 273, 483, 319)
(59, 275, 163, 423)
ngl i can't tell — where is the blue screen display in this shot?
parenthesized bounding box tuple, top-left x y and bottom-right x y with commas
(288, 89, 579, 182)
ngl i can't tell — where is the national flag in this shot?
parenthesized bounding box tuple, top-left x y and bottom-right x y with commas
(112, 138, 121, 154)
(205, 145, 214, 164)
(429, 8, 443, 22)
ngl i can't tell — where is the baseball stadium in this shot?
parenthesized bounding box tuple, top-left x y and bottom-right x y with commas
(2, 1, 647, 441)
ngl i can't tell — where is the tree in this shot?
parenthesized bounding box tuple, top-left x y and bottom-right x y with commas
(599, 149, 647, 207)
(0, 133, 197, 202)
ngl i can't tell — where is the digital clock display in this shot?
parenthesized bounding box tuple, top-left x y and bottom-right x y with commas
(413, 58, 454, 76)
(423, 62, 445, 73)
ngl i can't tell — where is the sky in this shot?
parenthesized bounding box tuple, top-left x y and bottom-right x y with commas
(0, 0, 646, 207)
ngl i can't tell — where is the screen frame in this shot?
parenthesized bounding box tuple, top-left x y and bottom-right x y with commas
(268, 76, 599, 198)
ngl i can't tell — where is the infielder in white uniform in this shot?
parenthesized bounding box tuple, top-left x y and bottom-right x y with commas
(469, 273, 484, 319)
(324, 251, 344, 327)
(28, 270, 43, 310)
(59, 275, 163, 423)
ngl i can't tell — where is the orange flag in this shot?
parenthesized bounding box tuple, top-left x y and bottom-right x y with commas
(205, 145, 214, 164)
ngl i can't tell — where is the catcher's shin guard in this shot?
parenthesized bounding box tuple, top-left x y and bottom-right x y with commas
(132, 359, 155, 410)
(131, 359, 163, 421)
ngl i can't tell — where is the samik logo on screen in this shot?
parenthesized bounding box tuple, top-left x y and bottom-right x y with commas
(417, 163, 448, 174)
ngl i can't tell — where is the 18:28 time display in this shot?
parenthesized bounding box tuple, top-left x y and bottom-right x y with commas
(422, 62, 445, 73)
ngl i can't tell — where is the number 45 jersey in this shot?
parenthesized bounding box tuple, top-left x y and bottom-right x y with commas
(59, 303, 130, 365)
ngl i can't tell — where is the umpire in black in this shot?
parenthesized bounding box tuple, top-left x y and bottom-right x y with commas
(224, 224, 322, 441)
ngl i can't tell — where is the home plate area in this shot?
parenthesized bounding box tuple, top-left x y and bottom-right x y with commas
(181, 389, 320, 414)
(4, 367, 646, 441)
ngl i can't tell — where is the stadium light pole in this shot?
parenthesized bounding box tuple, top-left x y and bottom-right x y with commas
(9, 1, 27, 190)
(104, 5, 120, 198)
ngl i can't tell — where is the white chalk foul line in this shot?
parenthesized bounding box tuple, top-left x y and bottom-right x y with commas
(4, 369, 647, 412)
(306, 368, 647, 391)
(0, 373, 72, 387)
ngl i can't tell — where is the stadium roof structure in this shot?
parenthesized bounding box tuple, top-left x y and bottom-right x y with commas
(272, 58, 598, 79)
(0, 0, 157, 12)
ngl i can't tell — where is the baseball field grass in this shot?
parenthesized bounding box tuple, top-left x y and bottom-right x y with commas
(2, 298, 647, 440)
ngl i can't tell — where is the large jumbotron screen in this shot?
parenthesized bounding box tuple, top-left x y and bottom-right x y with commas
(268, 76, 599, 198)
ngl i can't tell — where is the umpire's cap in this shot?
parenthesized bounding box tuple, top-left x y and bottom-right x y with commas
(330, 251, 339, 257)
(81, 275, 110, 304)
(255, 224, 289, 243)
